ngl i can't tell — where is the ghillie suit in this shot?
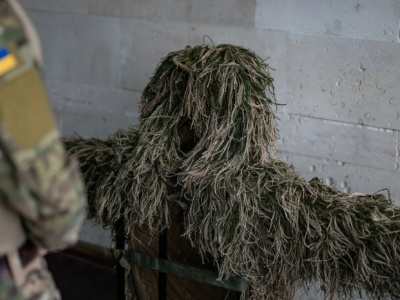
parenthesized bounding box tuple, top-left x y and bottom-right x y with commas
(66, 44, 400, 300)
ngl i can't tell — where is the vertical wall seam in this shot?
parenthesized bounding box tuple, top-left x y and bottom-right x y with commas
(396, 131, 399, 171)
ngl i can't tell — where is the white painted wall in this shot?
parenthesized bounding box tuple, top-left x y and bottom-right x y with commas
(19, 1, 400, 298)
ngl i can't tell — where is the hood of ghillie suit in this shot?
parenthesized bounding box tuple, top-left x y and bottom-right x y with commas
(140, 44, 278, 162)
(135, 44, 279, 226)
(66, 44, 400, 300)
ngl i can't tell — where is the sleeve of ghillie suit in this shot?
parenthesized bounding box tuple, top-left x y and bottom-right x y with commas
(0, 0, 86, 251)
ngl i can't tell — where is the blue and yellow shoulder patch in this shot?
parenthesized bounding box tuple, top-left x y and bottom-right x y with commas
(0, 47, 18, 77)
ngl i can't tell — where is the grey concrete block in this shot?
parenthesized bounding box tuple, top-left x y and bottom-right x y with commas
(255, 0, 400, 42)
(55, 109, 137, 139)
(121, 19, 288, 94)
(88, 0, 192, 22)
(295, 287, 322, 300)
(48, 80, 141, 139)
(276, 113, 397, 171)
(89, 0, 255, 27)
(190, 0, 255, 27)
(120, 19, 191, 92)
(280, 151, 400, 205)
(79, 222, 112, 248)
(27, 11, 121, 88)
(20, 0, 88, 14)
(283, 33, 400, 129)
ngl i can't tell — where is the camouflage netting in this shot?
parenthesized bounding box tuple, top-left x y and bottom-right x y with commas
(65, 44, 400, 299)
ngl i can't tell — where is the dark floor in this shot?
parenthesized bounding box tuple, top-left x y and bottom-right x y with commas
(45, 252, 117, 300)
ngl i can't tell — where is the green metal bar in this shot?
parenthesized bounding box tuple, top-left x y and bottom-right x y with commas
(111, 249, 250, 293)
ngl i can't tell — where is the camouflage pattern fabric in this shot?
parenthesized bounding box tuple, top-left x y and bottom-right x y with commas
(0, 254, 61, 300)
(0, 126, 87, 250)
(0, 0, 87, 299)
(0, 0, 24, 37)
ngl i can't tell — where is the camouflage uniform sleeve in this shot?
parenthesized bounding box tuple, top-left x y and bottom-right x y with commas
(10, 129, 87, 250)
(0, 116, 87, 250)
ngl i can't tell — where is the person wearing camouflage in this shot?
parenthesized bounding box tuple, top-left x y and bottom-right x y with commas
(0, 0, 87, 299)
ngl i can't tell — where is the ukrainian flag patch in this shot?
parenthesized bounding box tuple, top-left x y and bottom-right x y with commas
(0, 47, 18, 76)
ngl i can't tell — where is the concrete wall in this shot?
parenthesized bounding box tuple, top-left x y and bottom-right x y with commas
(19, 1, 400, 298)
